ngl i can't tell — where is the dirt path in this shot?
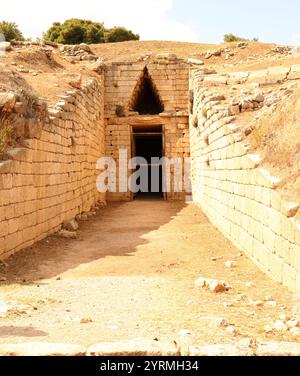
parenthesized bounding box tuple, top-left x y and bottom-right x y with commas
(0, 201, 299, 347)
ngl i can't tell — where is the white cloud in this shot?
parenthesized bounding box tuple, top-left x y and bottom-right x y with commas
(0, 0, 199, 42)
(291, 33, 300, 45)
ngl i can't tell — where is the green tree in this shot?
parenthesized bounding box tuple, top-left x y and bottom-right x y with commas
(43, 22, 63, 43)
(104, 27, 139, 43)
(224, 33, 247, 43)
(43, 19, 105, 44)
(0, 21, 24, 41)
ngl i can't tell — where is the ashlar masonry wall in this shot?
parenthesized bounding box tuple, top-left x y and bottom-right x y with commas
(190, 66, 300, 292)
(0, 76, 105, 259)
(104, 60, 190, 201)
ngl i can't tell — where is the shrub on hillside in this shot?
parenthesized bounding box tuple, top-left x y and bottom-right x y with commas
(43, 19, 139, 44)
(0, 21, 24, 41)
(223, 33, 247, 43)
(104, 27, 140, 43)
(224, 33, 259, 43)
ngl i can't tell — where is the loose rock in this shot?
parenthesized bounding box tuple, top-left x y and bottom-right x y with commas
(274, 320, 288, 333)
(195, 277, 228, 293)
(0, 92, 17, 111)
(226, 326, 239, 336)
(62, 219, 79, 232)
(58, 230, 77, 239)
(289, 327, 300, 337)
(225, 260, 237, 268)
(80, 318, 93, 324)
(287, 319, 300, 329)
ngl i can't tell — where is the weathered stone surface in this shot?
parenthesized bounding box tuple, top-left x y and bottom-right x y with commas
(273, 320, 288, 333)
(0, 92, 17, 111)
(195, 277, 228, 293)
(225, 260, 237, 268)
(58, 230, 77, 239)
(87, 339, 179, 356)
(62, 219, 79, 232)
(267, 66, 290, 82)
(288, 65, 300, 80)
(156, 53, 178, 61)
(247, 70, 269, 84)
(287, 319, 300, 329)
(207, 279, 227, 293)
(0, 299, 9, 317)
(0, 342, 86, 356)
(251, 93, 265, 103)
(188, 58, 204, 66)
(228, 104, 240, 116)
(226, 326, 239, 336)
(194, 277, 206, 288)
(227, 72, 249, 85)
(0, 41, 12, 52)
(290, 328, 300, 337)
(281, 201, 299, 218)
(256, 341, 300, 356)
(203, 75, 228, 86)
(89, 61, 106, 73)
(189, 339, 253, 356)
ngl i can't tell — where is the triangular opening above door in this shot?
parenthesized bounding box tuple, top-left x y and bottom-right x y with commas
(129, 67, 164, 115)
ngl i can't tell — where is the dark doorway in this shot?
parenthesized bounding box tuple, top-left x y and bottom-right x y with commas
(132, 125, 164, 200)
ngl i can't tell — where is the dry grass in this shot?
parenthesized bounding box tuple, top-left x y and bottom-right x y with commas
(249, 90, 300, 203)
(0, 119, 13, 158)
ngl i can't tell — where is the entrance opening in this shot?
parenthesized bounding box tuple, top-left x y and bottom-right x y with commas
(132, 125, 164, 200)
(130, 67, 164, 115)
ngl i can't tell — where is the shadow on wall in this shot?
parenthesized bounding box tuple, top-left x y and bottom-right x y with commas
(0, 201, 186, 283)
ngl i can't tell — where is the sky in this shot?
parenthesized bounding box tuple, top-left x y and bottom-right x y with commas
(1, 0, 300, 45)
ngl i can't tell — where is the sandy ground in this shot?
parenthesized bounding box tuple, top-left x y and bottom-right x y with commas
(0, 200, 299, 347)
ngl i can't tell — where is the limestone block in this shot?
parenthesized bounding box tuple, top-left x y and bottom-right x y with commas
(282, 263, 297, 291)
(269, 252, 283, 281)
(281, 201, 299, 218)
(268, 208, 283, 236)
(256, 168, 281, 189)
(0, 92, 16, 111)
(257, 341, 300, 356)
(252, 238, 271, 267)
(189, 339, 253, 356)
(5, 231, 23, 252)
(288, 65, 300, 80)
(296, 272, 300, 291)
(263, 226, 276, 251)
(247, 70, 268, 84)
(294, 222, 300, 246)
(267, 66, 290, 82)
(87, 339, 179, 356)
(0, 342, 86, 356)
(281, 217, 296, 243)
(203, 74, 228, 86)
(274, 236, 292, 264)
(227, 71, 250, 85)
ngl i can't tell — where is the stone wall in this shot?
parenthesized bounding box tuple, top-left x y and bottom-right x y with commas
(0, 76, 105, 259)
(190, 67, 300, 292)
(104, 60, 190, 201)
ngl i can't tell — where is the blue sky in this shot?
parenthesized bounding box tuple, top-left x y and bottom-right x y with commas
(168, 0, 300, 44)
(1, 0, 300, 44)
